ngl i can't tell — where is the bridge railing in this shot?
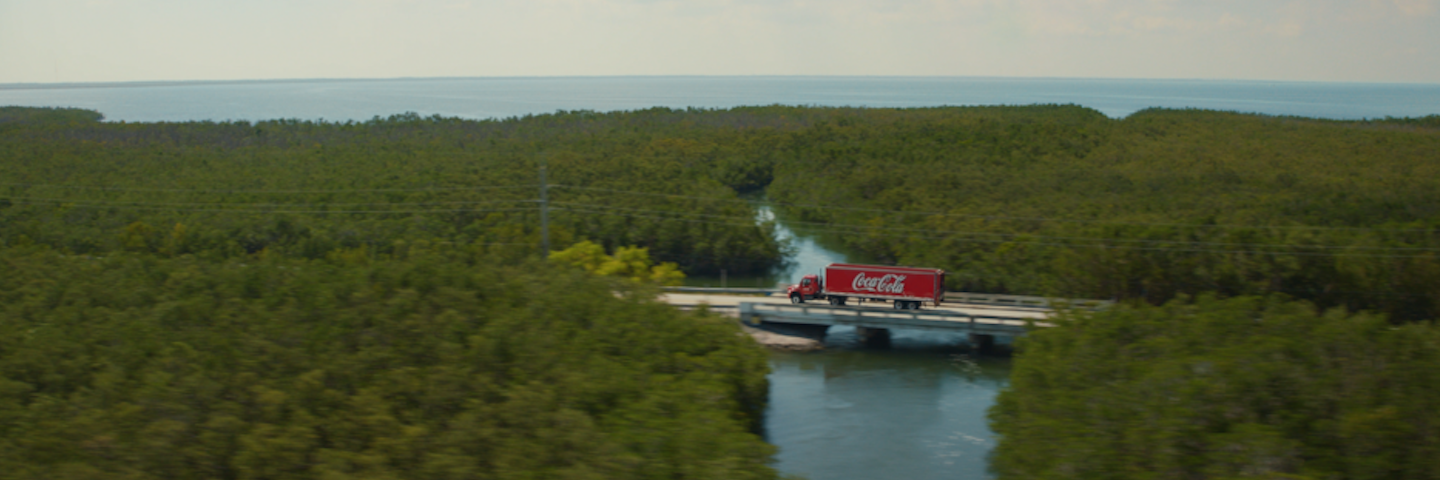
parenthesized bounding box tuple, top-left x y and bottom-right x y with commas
(738, 302, 1044, 335)
(942, 292, 1112, 310)
(663, 286, 1110, 310)
(662, 286, 780, 295)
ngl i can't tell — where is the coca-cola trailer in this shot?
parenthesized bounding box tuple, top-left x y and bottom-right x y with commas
(785, 263, 946, 310)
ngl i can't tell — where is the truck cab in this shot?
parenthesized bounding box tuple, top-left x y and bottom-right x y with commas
(786, 274, 823, 303)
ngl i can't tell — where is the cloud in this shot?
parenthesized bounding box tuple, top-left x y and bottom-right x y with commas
(1264, 20, 1304, 37)
(0, 0, 1436, 83)
(989, 1, 1352, 39)
(1391, 0, 1436, 15)
(1217, 12, 1249, 29)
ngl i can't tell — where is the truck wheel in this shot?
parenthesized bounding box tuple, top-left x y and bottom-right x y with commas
(790, 294, 804, 304)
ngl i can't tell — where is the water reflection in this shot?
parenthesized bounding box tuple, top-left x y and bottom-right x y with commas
(766, 329, 1009, 480)
(707, 198, 1010, 479)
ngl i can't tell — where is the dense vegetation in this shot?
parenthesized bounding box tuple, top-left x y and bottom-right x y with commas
(4, 103, 1439, 478)
(0, 106, 786, 275)
(764, 107, 1440, 321)
(5, 106, 1438, 320)
(989, 295, 1440, 479)
(0, 246, 775, 480)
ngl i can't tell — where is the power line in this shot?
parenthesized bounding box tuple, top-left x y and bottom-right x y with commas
(10, 181, 1436, 232)
(551, 185, 755, 203)
(777, 223, 1439, 259)
(551, 202, 1440, 253)
(0, 183, 538, 193)
(551, 206, 762, 229)
(10, 192, 1437, 254)
(10, 197, 539, 208)
(552, 184, 1439, 233)
(7, 180, 1438, 254)
(549, 202, 761, 223)
(778, 219, 1440, 252)
(551, 206, 1439, 259)
(10, 201, 538, 215)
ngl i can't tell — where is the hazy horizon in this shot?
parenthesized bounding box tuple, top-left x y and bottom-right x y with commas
(5, 74, 1440, 89)
(4, 1, 1437, 85)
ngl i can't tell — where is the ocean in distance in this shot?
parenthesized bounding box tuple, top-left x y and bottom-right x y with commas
(2, 76, 1438, 123)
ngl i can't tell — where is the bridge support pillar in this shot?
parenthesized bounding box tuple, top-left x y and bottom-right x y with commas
(968, 333, 995, 353)
(856, 326, 891, 347)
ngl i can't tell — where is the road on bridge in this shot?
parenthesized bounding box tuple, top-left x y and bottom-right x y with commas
(658, 292, 1053, 321)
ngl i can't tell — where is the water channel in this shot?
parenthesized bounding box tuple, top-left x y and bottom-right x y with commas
(708, 203, 1011, 480)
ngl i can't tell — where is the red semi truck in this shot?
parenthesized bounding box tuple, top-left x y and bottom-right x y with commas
(785, 263, 946, 310)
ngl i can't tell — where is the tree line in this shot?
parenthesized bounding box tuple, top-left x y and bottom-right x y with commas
(990, 294, 1440, 479)
(0, 245, 777, 480)
(0, 106, 789, 275)
(11, 104, 1434, 321)
(5, 103, 1440, 478)
(762, 106, 1440, 322)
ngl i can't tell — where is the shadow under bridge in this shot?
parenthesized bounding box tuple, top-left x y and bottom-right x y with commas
(737, 302, 1040, 350)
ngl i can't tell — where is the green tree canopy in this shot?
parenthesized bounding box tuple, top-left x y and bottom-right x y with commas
(990, 295, 1440, 479)
(0, 247, 775, 480)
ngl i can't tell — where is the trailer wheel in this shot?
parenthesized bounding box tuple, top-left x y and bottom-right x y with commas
(790, 294, 804, 304)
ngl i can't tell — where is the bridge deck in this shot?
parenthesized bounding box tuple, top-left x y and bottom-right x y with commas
(736, 302, 1039, 336)
(659, 289, 1063, 337)
(659, 293, 1051, 319)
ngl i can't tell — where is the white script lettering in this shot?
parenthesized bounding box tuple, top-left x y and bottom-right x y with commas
(851, 273, 907, 294)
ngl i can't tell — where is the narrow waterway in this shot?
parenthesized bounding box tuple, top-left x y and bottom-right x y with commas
(683, 205, 868, 288)
(740, 203, 1009, 480)
(767, 331, 1009, 480)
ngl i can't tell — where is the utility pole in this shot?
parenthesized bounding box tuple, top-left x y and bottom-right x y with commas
(539, 161, 550, 255)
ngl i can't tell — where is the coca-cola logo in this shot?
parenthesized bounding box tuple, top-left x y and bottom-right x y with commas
(852, 273, 907, 294)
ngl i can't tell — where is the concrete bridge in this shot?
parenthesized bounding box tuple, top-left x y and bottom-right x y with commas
(660, 288, 1073, 350)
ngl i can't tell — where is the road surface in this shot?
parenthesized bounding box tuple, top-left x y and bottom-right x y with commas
(658, 293, 1053, 320)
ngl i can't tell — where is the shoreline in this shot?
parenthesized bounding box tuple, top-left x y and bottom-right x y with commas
(739, 323, 825, 352)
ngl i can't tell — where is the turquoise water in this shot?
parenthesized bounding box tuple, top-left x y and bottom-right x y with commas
(766, 329, 1011, 480)
(3, 76, 1437, 123)
(693, 202, 1007, 480)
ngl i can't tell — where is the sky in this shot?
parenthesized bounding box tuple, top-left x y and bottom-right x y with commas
(1, 0, 1437, 84)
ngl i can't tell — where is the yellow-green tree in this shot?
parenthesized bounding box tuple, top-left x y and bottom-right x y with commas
(550, 241, 686, 285)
